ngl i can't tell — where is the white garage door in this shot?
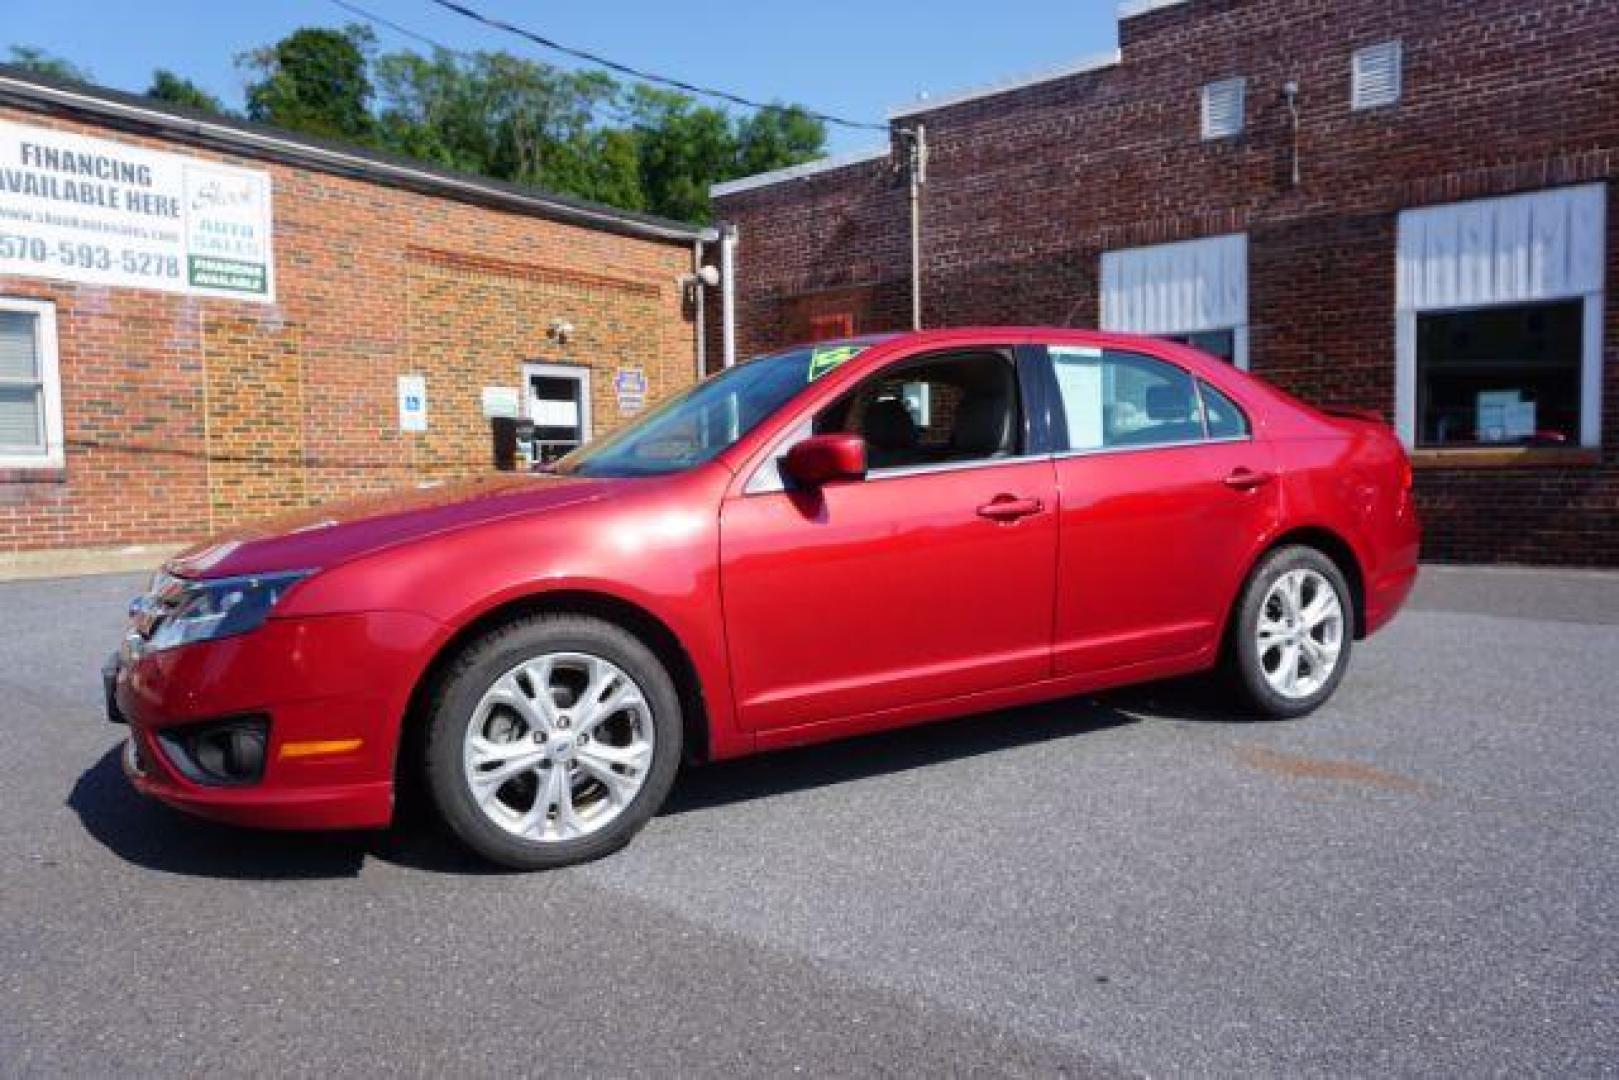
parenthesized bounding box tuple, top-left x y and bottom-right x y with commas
(1100, 233, 1249, 369)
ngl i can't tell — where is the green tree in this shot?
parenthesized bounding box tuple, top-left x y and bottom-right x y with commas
(146, 69, 226, 114)
(629, 87, 741, 223)
(121, 23, 830, 223)
(735, 105, 825, 178)
(373, 48, 645, 210)
(240, 25, 376, 140)
(374, 49, 495, 173)
(6, 46, 91, 83)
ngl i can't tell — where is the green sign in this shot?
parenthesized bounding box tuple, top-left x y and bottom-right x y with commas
(807, 345, 862, 382)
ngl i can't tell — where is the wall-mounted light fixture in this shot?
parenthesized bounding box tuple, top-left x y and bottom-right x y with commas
(1282, 80, 1302, 189)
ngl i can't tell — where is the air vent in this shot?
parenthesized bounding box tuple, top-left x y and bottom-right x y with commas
(1352, 40, 1402, 109)
(1201, 78, 1246, 140)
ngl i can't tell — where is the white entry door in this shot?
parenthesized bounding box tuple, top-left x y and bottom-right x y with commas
(525, 362, 592, 464)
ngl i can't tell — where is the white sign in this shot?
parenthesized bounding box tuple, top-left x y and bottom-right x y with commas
(481, 386, 520, 419)
(1476, 390, 1535, 443)
(0, 119, 275, 301)
(614, 367, 647, 415)
(532, 398, 579, 428)
(398, 375, 427, 432)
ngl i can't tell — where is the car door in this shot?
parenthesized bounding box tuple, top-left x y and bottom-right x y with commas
(719, 348, 1059, 733)
(1042, 343, 1280, 675)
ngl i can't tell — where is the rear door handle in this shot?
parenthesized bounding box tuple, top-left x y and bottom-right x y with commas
(1223, 467, 1275, 491)
(977, 495, 1045, 521)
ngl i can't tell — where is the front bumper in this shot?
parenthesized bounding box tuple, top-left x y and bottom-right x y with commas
(110, 610, 443, 831)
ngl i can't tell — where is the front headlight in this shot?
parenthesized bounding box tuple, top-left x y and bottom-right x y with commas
(143, 571, 311, 652)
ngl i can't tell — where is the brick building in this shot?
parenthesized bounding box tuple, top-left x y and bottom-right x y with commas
(0, 67, 711, 566)
(711, 0, 1619, 565)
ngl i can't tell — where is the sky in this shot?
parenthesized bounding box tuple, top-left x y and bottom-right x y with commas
(5, 0, 1123, 155)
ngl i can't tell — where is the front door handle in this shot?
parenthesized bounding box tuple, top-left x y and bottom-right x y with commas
(977, 495, 1045, 521)
(1223, 467, 1275, 491)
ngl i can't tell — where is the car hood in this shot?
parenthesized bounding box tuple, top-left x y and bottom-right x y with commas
(168, 471, 625, 579)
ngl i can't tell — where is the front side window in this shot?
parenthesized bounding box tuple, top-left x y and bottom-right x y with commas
(813, 351, 1020, 472)
(0, 299, 61, 467)
(559, 343, 869, 478)
(1050, 347, 1210, 452)
(1415, 300, 1581, 447)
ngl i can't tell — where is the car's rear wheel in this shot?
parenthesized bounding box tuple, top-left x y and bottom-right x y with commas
(1228, 545, 1353, 719)
(422, 614, 682, 870)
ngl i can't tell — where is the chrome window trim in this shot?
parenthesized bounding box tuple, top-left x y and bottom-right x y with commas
(745, 444, 1039, 495)
(1050, 433, 1252, 462)
(747, 436, 1254, 495)
(859, 453, 1039, 483)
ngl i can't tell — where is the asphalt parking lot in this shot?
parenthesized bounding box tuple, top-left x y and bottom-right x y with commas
(1, 565, 1616, 1076)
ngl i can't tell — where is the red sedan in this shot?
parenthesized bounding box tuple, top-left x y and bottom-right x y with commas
(108, 329, 1419, 869)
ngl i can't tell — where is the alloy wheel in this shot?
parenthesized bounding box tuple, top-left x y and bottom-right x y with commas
(462, 651, 655, 843)
(1256, 568, 1345, 700)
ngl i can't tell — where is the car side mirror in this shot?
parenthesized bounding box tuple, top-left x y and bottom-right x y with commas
(783, 433, 867, 488)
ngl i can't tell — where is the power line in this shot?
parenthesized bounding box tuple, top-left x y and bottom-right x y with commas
(418, 0, 889, 132)
(330, 0, 445, 52)
(329, 0, 640, 124)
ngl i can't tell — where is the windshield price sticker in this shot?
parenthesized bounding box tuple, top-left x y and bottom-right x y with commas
(807, 345, 862, 382)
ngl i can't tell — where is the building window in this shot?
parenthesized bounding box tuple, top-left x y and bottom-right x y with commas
(1201, 78, 1246, 139)
(1162, 329, 1238, 364)
(524, 362, 592, 466)
(1416, 301, 1582, 447)
(1395, 184, 1606, 450)
(1100, 233, 1250, 370)
(806, 313, 854, 342)
(1351, 40, 1402, 110)
(0, 298, 63, 469)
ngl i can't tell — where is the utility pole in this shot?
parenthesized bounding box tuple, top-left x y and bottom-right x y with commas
(901, 124, 927, 331)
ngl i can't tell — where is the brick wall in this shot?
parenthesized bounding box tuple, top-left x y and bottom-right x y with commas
(0, 104, 698, 552)
(716, 0, 1619, 565)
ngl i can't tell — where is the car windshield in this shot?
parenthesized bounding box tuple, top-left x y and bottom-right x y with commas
(556, 343, 870, 478)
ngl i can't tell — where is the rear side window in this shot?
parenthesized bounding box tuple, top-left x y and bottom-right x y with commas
(1049, 347, 1204, 451)
(1199, 380, 1250, 438)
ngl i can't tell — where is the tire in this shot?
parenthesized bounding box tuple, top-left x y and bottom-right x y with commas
(1227, 545, 1354, 720)
(422, 614, 682, 870)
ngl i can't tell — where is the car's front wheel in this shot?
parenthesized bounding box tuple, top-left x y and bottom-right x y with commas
(1229, 545, 1354, 719)
(422, 614, 682, 870)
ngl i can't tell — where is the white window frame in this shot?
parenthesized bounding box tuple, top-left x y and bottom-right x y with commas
(1394, 184, 1606, 449)
(0, 297, 64, 469)
(1100, 233, 1251, 371)
(523, 361, 593, 446)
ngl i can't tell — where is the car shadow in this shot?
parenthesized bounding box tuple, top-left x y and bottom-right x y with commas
(662, 694, 1141, 816)
(70, 691, 1167, 880)
(68, 749, 376, 880)
(1096, 675, 1276, 724)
